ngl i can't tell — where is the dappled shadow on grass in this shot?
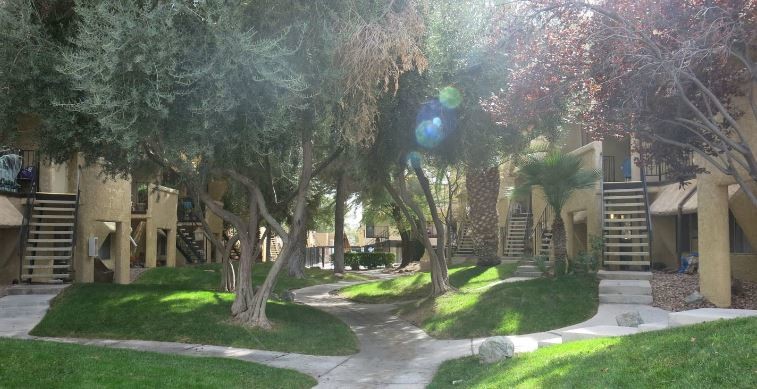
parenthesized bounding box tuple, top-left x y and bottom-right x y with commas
(430, 317, 757, 389)
(407, 275, 598, 338)
(31, 283, 358, 355)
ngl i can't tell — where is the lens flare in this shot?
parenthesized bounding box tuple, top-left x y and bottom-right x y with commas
(407, 151, 422, 169)
(439, 86, 462, 109)
(415, 119, 443, 149)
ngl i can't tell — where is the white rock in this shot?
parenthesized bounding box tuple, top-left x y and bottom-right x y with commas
(478, 336, 514, 363)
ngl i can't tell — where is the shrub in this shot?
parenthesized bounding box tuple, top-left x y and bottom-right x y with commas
(332, 252, 396, 270)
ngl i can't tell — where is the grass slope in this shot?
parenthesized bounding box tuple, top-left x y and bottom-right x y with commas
(403, 275, 598, 338)
(430, 317, 757, 389)
(136, 262, 372, 292)
(0, 338, 315, 388)
(31, 264, 360, 355)
(338, 262, 518, 303)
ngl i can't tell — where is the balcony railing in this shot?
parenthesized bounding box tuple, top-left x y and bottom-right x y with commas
(0, 147, 38, 195)
(365, 225, 390, 239)
(131, 182, 149, 214)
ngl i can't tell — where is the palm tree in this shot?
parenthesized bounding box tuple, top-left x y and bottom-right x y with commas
(514, 152, 599, 274)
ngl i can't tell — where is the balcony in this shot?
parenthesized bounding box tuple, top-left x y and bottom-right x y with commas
(0, 147, 39, 195)
(131, 182, 149, 214)
(365, 225, 389, 239)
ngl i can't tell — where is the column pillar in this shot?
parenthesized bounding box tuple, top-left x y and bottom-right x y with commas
(114, 222, 130, 284)
(166, 228, 177, 267)
(144, 219, 157, 268)
(698, 180, 731, 307)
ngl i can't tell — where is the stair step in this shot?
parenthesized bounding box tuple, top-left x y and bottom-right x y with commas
(597, 270, 652, 280)
(27, 239, 72, 243)
(20, 274, 69, 281)
(603, 253, 649, 259)
(29, 222, 75, 227)
(603, 188, 643, 193)
(29, 230, 74, 235)
(604, 210, 646, 215)
(604, 260, 650, 266)
(605, 203, 645, 207)
(25, 247, 73, 252)
(33, 199, 77, 205)
(599, 294, 653, 304)
(517, 265, 539, 271)
(514, 271, 543, 277)
(6, 284, 69, 295)
(604, 195, 644, 200)
(32, 207, 76, 212)
(598, 279, 652, 295)
(605, 226, 647, 231)
(604, 242, 649, 247)
(604, 234, 648, 239)
(604, 218, 646, 223)
(560, 325, 640, 341)
(23, 264, 72, 269)
(25, 255, 72, 260)
(32, 214, 75, 219)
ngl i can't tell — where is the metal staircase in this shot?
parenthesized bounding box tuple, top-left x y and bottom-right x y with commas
(602, 181, 652, 268)
(20, 192, 79, 283)
(503, 208, 529, 258)
(532, 204, 553, 258)
(454, 224, 475, 256)
(177, 224, 205, 263)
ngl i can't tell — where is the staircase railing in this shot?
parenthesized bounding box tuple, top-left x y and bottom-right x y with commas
(599, 151, 606, 267)
(522, 194, 533, 257)
(531, 204, 553, 257)
(69, 165, 82, 280)
(639, 164, 653, 264)
(502, 199, 516, 255)
(18, 180, 36, 281)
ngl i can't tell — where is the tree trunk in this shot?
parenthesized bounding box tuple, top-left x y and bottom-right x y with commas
(231, 231, 255, 315)
(333, 171, 346, 274)
(552, 214, 568, 276)
(287, 221, 307, 279)
(465, 166, 501, 266)
(237, 130, 314, 329)
(219, 234, 239, 292)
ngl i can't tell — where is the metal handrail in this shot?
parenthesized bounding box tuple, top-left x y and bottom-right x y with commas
(639, 163, 653, 267)
(18, 180, 36, 281)
(599, 151, 606, 267)
(502, 198, 516, 255)
(532, 204, 552, 257)
(69, 165, 82, 281)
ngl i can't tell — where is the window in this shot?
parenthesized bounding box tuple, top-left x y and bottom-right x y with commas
(730, 212, 753, 253)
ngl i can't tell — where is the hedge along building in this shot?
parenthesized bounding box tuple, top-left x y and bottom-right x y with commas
(491, 87, 757, 307)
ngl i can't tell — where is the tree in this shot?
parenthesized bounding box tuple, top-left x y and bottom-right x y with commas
(488, 0, 757, 206)
(514, 151, 599, 274)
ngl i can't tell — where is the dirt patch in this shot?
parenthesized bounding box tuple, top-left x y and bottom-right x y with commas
(652, 272, 757, 311)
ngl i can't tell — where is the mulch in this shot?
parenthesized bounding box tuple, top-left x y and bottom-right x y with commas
(651, 271, 757, 311)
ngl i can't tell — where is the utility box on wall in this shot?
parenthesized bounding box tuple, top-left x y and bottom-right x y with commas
(88, 236, 98, 257)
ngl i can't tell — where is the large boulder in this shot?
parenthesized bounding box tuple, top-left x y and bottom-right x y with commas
(478, 336, 514, 364)
(616, 311, 643, 327)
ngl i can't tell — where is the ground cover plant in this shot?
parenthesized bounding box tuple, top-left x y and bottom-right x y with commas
(429, 317, 757, 389)
(0, 338, 315, 389)
(31, 264, 360, 356)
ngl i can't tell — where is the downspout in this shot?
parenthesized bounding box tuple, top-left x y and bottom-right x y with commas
(676, 186, 698, 268)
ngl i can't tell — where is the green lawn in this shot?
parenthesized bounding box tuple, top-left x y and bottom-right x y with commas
(338, 262, 518, 303)
(0, 338, 315, 388)
(430, 317, 757, 389)
(31, 264, 360, 356)
(339, 263, 597, 338)
(401, 275, 598, 338)
(136, 262, 372, 293)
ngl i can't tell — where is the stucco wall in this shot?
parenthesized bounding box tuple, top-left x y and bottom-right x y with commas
(731, 254, 757, 282)
(651, 215, 677, 269)
(74, 159, 132, 283)
(0, 196, 23, 285)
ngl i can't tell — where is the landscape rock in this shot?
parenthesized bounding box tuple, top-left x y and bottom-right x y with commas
(281, 290, 296, 302)
(478, 336, 514, 363)
(684, 291, 704, 304)
(333, 273, 345, 279)
(616, 311, 643, 327)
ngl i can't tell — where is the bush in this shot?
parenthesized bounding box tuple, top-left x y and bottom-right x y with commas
(332, 252, 396, 270)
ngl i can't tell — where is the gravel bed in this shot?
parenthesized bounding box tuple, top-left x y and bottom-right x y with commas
(652, 271, 757, 311)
